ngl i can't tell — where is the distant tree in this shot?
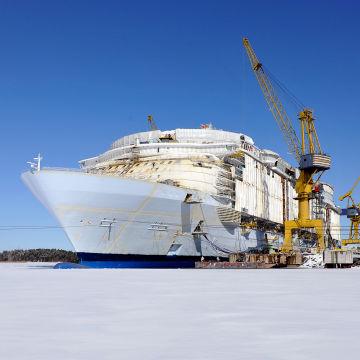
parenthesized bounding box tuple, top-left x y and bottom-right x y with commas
(0, 249, 78, 263)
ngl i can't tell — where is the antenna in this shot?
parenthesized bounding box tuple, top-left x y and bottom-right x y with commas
(27, 153, 42, 172)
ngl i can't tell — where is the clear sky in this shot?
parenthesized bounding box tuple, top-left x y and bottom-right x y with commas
(0, 0, 359, 250)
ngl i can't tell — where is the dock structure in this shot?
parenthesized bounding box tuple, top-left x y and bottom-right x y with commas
(323, 249, 353, 268)
(196, 250, 355, 269)
(195, 252, 303, 269)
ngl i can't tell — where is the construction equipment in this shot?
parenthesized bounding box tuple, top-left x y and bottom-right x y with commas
(147, 115, 158, 131)
(243, 38, 331, 252)
(339, 176, 360, 246)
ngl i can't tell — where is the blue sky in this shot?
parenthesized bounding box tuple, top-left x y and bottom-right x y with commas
(0, 0, 359, 250)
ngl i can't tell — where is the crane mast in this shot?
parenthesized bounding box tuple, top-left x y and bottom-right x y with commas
(243, 38, 331, 252)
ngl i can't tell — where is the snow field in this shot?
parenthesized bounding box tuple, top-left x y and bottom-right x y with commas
(0, 263, 359, 360)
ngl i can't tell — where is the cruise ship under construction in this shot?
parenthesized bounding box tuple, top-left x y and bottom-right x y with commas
(21, 124, 341, 268)
(22, 38, 342, 268)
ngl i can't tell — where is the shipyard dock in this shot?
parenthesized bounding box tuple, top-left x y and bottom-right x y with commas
(195, 250, 354, 269)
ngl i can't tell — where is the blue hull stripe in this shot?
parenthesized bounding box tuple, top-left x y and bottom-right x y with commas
(76, 252, 202, 268)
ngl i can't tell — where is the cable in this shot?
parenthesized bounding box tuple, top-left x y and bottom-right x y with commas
(264, 65, 305, 111)
(0, 222, 353, 230)
(0, 221, 354, 232)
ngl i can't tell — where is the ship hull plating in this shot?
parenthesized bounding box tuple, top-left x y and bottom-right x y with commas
(21, 169, 268, 267)
(77, 253, 200, 268)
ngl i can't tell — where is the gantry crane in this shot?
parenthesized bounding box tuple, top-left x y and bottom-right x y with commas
(243, 38, 331, 252)
(339, 176, 360, 246)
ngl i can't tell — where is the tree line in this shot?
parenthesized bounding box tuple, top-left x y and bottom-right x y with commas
(0, 249, 78, 263)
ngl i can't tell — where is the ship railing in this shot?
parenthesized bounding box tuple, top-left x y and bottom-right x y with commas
(42, 167, 84, 172)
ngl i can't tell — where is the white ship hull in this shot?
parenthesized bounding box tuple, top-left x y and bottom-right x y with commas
(22, 127, 341, 267)
(22, 169, 267, 266)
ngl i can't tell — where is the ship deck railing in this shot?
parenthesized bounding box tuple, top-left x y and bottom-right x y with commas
(42, 167, 84, 172)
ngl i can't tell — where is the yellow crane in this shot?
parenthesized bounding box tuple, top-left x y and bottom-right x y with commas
(243, 38, 331, 252)
(339, 176, 360, 246)
(147, 115, 158, 131)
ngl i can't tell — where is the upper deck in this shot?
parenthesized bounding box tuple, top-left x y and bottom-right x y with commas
(79, 128, 263, 169)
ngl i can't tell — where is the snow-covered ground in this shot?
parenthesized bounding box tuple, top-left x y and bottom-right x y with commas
(0, 263, 359, 360)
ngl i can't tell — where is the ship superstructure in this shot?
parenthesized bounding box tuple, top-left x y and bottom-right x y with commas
(22, 126, 341, 267)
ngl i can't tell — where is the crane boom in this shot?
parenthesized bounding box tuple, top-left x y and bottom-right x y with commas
(339, 176, 360, 247)
(339, 176, 360, 202)
(243, 38, 301, 162)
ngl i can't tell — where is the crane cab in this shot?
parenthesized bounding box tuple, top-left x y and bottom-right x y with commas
(299, 154, 331, 171)
(347, 206, 360, 218)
